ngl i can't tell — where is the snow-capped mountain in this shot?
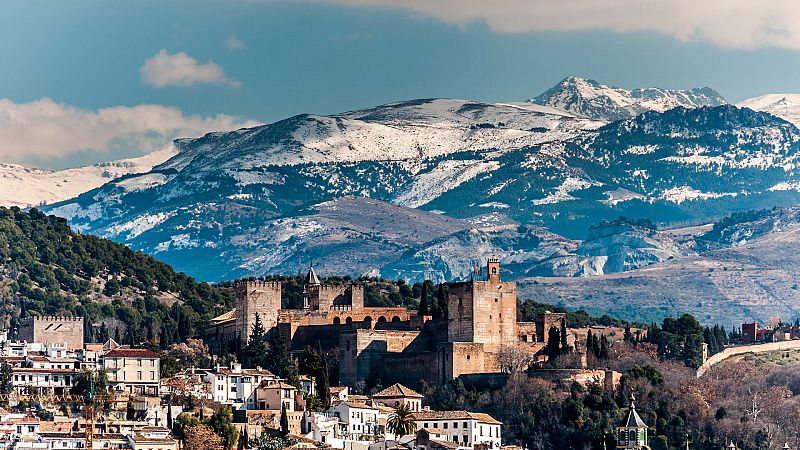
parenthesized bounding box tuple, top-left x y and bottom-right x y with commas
(0, 147, 177, 207)
(738, 93, 800, 128)
(42, 94, 800, 282)
(531, 76, 727, 121)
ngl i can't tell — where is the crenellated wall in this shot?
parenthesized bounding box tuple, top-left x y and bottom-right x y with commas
(18, 316, 84, 350)
(234, 280, 282, 343)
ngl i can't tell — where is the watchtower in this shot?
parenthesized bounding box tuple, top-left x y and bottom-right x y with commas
(447, 258, 517, 353)
(234, 280, 282, 344)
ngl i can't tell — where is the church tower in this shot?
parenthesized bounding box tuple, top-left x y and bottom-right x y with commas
(487, 257, 500, 284)
(616, 399, 649, 449)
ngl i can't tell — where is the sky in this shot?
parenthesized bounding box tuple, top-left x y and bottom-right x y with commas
(4, 0, 800, 168)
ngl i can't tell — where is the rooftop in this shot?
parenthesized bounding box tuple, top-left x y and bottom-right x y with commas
(104, 348, 159, 358)
(372, 383, 423, 399)
(412, 410, 501, 425)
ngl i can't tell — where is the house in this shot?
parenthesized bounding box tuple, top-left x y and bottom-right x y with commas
(253, 381, 297, 411)
(371, 383, 423, 411)
(102, 348, 161, 396)
(331, 401, 382, 440)
(199, 363, 279, 406)
(411, 410, 502, 449)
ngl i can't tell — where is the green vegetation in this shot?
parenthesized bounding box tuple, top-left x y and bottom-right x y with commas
(0, 207, 233, 348)
(517, 299, 632, 328)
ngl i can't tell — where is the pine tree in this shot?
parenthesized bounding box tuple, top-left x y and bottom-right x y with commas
(243, 313, 268, 368)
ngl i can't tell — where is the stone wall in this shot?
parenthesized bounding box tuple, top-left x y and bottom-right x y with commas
(696, 340, 800, 377)
(338, 329, 421, 386)
(447, 279, 517, 353)
(440, 342, 487, 380)
(234, 281, 282, 344)
(18, 316, 84, 350)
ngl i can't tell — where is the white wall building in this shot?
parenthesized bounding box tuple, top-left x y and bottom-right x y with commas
(412, 410, 502, 449)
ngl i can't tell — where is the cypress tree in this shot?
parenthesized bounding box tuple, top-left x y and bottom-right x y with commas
(419, 282, 430, 316)
(586, 330, 593, 356)
(280, 402, 289, 437)
(544, 326, 561, 360)
(436, 283, 448, 320)
(559, 317, 569, 354)
(592, 333, 601, 358)
(317, 343, 331, 410)
(599, 335, 610, 359)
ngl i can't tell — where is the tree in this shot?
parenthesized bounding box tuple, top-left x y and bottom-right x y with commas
(184, 424, 224, 450)
(559, 317, 570, 354)
(280, 403, 289, 437)
(266, 331, 293, 378)
(0, 361, 11, 406)
(243, 313, 268, 368)
(126, 401, 135, 420)
(598, 335, 610, 359)
(387, 404, 417, 437)
(419, 281, 430, 315)
(436, 283, 448, 320)
(544, 326, 561, 360)
(317, 344, 331, 410)
(208, 406, 238, 450)
(497, 344, 534, 374)
(71, 369, 108, 398)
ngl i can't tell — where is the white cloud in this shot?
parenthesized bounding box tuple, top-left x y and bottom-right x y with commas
(325, 0, 800, 50)
(225, 35, 246, 50)
(141, 49, 241, 88)
(0, 98, 261, 165)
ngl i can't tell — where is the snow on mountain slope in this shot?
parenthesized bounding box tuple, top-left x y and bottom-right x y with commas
(43, 96, 800, 283)
(158, 99, 602, 172)
(0, 146, 178, 207)
(738, 93, 800, 128)
(531, 76, 727, 121)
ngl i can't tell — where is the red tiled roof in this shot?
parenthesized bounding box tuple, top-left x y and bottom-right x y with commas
(372, 383, 423, 399)
(104, 348, 159, 358)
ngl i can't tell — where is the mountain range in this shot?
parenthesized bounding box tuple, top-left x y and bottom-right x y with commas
(5, 75, 799, 324)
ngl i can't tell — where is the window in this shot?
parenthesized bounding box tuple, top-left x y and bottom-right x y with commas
(150, 371, 155, 380)
(444, 423, 448, 429)
(424, 423, 429, 429)
(480, 426, 483, 436)
(453, 422, 458, 428)
(463, 422, 468, 428)
(463, 435, 468, 444)
(453, 436, 458, 443)
(137, 359, 142, 367)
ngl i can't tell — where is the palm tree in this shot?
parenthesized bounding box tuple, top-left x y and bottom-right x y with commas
(387, 404, 417, 437)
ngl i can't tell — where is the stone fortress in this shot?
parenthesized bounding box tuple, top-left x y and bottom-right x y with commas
(208, 258, 565, 388)
(18, 315, 85, 351)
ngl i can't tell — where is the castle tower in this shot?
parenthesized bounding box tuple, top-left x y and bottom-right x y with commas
(487, 257, 501, 284)
(616, 399, 649, 449)
(234, 280, 282, 344)
(447, 258, 517, 353)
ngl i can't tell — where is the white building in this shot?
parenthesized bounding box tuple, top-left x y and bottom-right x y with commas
(411, 410, 502, 449)
(198, 363, 279, 407)
(102, 348, 161, 396)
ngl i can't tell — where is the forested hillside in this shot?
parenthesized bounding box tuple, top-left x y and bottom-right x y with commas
(0, 207, 233, 348)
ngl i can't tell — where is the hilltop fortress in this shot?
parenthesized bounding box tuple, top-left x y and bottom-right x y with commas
(207, 259, 565, 388)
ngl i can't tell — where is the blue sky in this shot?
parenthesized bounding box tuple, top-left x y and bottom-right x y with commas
(3, 0, 800, 168)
